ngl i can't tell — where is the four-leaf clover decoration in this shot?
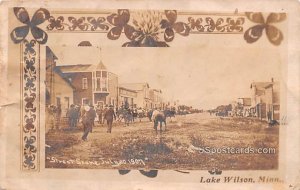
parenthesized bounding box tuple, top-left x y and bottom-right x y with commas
(160, 10, 190, 42)
(106, 9, 136, 40)
(244, 12, 286, 46)
(10, 8, 286, 47)
(10, 7, 50, 44)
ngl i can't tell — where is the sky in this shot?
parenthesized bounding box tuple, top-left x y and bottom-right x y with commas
(43, 8, 287, 110)
(53, 45, 282, 110)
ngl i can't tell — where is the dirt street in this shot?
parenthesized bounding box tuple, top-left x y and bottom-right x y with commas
(45, 113, 279, 170)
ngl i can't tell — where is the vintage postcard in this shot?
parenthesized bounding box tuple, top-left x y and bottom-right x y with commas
(0, 0, 300, 189)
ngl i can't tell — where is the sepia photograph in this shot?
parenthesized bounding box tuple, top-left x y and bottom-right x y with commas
(44, 43, 281, 170)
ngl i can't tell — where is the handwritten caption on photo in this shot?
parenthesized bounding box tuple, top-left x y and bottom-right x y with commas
(46, 157, 146, 167)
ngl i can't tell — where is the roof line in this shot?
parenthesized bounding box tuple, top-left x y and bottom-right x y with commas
(120, 82, 148, 84)
(56, 64, 91, 67)
(119, 86, 137, 93)
(53, 68, 76, 89)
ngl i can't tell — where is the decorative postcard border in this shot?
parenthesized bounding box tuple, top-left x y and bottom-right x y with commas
(10, 7, 286, 172)
(20, 39, 40, 171)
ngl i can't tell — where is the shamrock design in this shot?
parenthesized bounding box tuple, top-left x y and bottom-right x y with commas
(10, 7, 50, 44)
(107, 9, 136, 40)
(244, 12, 286, 46)
(160, 10, 190, 42)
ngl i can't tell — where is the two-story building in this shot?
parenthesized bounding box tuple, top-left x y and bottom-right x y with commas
(149, 89, 163, 109)
(119, 83, 151, 109)
(45, 47, 75, 116)
(118, 87, 138, 108)
(56, 61, 118, 108)
(250, 78, 280, 121)
(46, 46, 167, 111)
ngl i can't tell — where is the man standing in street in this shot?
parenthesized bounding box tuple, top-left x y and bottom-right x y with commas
(55, 104, 62, 130)
(47, 105, 56, 130)
(104, 105, 116, 133)
(74, 105, 80, 128)
(96, 104, 103, 125)
(89, 105, 96, 133)
(103, 105, 108, 124)
(81, 105, 96, 141)
(68, 104, 77, 130)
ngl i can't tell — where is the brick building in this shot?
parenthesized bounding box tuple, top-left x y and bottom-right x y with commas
(46, 46, 167, 111)
(56, 61, 118, 108)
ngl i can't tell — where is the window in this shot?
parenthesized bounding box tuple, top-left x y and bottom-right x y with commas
(100, 77, 107, 91)
(95, 71, 108, 92)
(102, 71, 107, 78)
(96, 71, 101, 77)
(82, 78, 88, 89)
(96, 78, 101, 91)
(100, 71, 107, 91)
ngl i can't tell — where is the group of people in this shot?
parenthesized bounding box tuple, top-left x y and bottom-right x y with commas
(80, 104, 116, 141)
(66, 104, 81, 129)
(47, 102, 176, 140)
(47, 103, 117, 141)
(47, 104, 62, 130)
(80, 105, 170, 139)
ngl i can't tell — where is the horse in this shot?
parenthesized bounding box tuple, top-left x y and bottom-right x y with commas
(153, 112, 166, 134)
(164, 109, 176, 122)
(125, 109, 134, 125)
(137, 108, 146, 122)
(117, 108, 133, 126)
